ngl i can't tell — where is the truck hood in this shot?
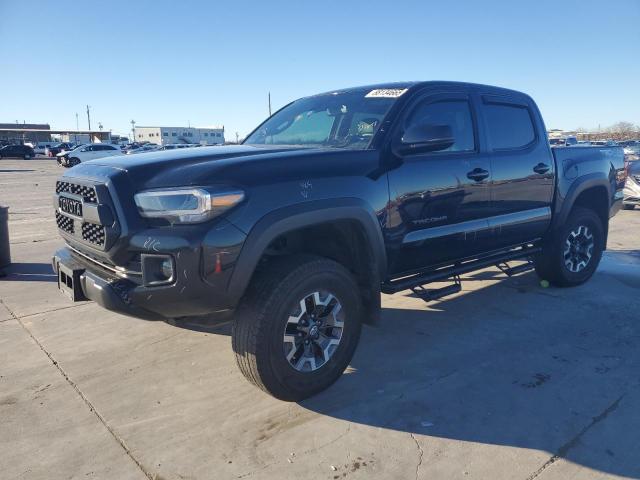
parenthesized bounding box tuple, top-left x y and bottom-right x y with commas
(66, 144, 381, 192)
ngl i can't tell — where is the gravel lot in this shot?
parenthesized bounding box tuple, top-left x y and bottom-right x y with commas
(1, 158, 639, 480)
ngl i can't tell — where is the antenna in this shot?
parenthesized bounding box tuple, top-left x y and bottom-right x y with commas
(268, 92, 272, 116)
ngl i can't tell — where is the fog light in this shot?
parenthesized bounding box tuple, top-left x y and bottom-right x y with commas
(141, 254, 175, 286)
(161, 257, 173, 279)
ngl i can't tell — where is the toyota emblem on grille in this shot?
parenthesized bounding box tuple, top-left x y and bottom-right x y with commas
(59, 196, 83, 217)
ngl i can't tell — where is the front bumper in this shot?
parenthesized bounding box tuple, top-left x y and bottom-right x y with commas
(52, 221, 246, 320)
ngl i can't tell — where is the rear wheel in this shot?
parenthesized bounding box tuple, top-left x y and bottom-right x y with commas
(232, 255, 362, 401)
(534, 206, 604, 287)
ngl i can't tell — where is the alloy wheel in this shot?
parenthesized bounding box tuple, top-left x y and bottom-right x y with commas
(564, 225, 594, 273)
(283, 291, 344, 372)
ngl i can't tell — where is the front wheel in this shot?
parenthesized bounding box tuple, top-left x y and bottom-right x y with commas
(534, 206, 604, 287)
(232, 255, 363, 401)
(67, 157, 80, 167)
(623, 204, 635, 210)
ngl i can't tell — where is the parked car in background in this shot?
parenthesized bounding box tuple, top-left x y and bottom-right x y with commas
(58, 143, 122, 167)
(56, 144, 85, 166)
(591, 140, 618, 147)
(125, 143, 162, 155)
(565, 136, 578, 146)
(0, 144, 35, 159)
(160, 143, 199, 150)
(575, 141, 592, 147)
(34, 141, 58, 155)
(624, 144, 640, 163)
(48, 142, 76, 157)
(623, 161, 640, 210)
(549, 138, 566, 147)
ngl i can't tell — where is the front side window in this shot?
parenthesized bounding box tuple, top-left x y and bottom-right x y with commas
(244, 88, 401, 149)
(405, 100, 475, 152)
(484, 103, 535, 149)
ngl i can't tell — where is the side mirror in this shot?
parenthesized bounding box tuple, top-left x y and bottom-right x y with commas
(396, 123, 454, 155)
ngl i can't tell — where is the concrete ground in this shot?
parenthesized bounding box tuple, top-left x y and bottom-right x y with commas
(1, 158, 639, 480)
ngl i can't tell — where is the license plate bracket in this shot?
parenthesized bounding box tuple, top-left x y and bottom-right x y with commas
(57, 261, 87, 301)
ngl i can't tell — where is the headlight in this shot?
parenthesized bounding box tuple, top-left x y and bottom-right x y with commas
(134, 187, 245, 224)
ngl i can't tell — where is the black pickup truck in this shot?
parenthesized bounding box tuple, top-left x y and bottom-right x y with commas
(53, 81, 626, 400)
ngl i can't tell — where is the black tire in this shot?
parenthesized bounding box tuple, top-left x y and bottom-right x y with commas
(623, 204, 635, 210)
(534, 206, 604, 287)
(232, 255, 363, 401)
(68, 157, 80, 167)
(24, 154, 32, 160)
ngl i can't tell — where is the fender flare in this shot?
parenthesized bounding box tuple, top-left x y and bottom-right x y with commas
(552, 172, 611, 232)
(226, 198, 387, 303)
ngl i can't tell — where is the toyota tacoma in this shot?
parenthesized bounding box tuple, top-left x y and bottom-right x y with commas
(52, 81, 626, 400)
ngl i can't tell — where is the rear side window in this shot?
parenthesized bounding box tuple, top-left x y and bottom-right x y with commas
(484, 102, 535, 149)
(406, 100, 475, 152)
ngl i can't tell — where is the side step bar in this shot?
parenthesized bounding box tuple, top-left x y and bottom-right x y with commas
(411, 276, 461, 302)
(496, 260, 535, 277)
(382, 245, 541, 294)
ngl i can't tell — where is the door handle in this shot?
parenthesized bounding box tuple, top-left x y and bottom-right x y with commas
(467, 168, 489, 182)
(533, 162, 550, 174)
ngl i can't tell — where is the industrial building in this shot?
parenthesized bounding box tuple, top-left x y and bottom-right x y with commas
(0, 122, 111, 145)
(0, 123, 52, 144)
(134, 126, 224, 145)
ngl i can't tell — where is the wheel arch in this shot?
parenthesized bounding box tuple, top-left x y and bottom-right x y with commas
(227, 198, 387, 324)
(554, 174, 611, 246)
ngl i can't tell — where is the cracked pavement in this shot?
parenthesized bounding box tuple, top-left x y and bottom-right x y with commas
(1, 159, 640, 479)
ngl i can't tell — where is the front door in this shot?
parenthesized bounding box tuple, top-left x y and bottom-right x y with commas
(385, 92, 493, 275)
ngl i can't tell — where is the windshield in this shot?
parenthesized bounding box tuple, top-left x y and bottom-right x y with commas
(244, 88, 404, 149)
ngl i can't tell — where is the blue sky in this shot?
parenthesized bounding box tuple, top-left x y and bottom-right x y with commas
(1, 0, 638, 140)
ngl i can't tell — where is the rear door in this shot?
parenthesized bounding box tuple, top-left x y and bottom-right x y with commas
(385, 90, 493, 275)
(480, 94, 554, 247)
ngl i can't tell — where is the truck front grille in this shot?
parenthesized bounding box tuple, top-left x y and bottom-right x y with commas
(56, 181, 97, 203)
(81, 222, 105, 246)
(55, 212, 74, 234)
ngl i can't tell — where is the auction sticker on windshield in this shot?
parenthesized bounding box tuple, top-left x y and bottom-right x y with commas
(365, 88, 408, 98)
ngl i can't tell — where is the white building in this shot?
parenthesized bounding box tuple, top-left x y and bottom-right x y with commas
(134, 126, 225, 145)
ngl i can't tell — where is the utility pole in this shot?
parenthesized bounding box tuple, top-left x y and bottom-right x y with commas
(235, 132, 239, 144)
(86, 105, 91, 130)
(268, 92, 272, 116)
(75, 113, 79, 143)
(130, 120, 136, 143)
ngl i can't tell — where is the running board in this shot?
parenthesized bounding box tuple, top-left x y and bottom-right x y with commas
(382, 245, 541, 294)
(411, 277, 461, 302)
(496, 260, 535, 277)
